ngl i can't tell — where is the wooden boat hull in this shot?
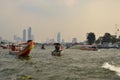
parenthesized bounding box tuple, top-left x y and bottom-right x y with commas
(51, 51, 63, 56)
(1, 45, 9, 49)
(80, 47, 98, 51)
(9, 50, 31, 60)
(79, 45, 98, 51)
(9, 51, 19, 55)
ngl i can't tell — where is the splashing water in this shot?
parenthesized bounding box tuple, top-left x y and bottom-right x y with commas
(102, 62, 120, 76)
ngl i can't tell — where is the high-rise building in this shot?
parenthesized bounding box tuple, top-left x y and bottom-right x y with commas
(57, 32, 61, 43)
(31, 35, 34, 41)
(23, 29, 26, 42)
(72, 38, 77, 44)
(28, 27, 32, 40)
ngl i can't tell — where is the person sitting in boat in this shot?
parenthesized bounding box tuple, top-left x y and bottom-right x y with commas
(11, 43, 20, 51)
(11, 43, 16, 51)
(54, 43, 63, 52)
(41, 44, 45, 49)
(18, 40, 34, 58)
(59, 44, 64, 51)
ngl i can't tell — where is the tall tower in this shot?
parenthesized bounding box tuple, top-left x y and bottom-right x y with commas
(72, 38, 77, 44)
(61, 39, 65, 44)
(31, 35, 34, 41)
(57, 32, 61, 43)
(23, 29, 26, 42)
(28, 27, 32, 40)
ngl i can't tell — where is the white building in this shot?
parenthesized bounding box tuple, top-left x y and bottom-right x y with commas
(31, 35, 34, 41)
(23, 29, 26, 42)
(28, 27, 32, 40)
(57, 32, 61, 43)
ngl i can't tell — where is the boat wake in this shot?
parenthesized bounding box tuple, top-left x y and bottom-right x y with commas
(102, 62, 120, 76)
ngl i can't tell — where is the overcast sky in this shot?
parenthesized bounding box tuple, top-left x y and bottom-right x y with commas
(0, 0, 120, 42)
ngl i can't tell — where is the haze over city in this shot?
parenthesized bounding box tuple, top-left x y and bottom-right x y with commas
(0, 0, 120, 42)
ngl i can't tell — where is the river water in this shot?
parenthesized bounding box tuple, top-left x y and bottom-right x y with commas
(0, 46, 120, 80)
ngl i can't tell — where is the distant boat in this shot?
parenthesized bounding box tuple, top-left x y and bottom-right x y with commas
(0, 40, 10, 49)
(0, 44, 9, 49)
(80, 45, 98, 51)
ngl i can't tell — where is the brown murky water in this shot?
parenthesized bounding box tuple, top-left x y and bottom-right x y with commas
(0, 46, 120, 80)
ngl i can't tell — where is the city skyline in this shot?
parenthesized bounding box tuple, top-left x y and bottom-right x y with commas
(2, 26, 79, 43)
(12, 27, 34, 42)
(0, 0, 120, 42)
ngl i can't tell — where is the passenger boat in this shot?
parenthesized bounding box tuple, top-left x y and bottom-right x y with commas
(80, 45, 98, 51)
(9, 41, 34, 57)
(0, 45, 9, 49)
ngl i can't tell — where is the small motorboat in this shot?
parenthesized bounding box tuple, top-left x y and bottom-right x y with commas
(9, 41, 34, 56)
(1, 45, 9, 49)
(51, 50, 63, 56)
